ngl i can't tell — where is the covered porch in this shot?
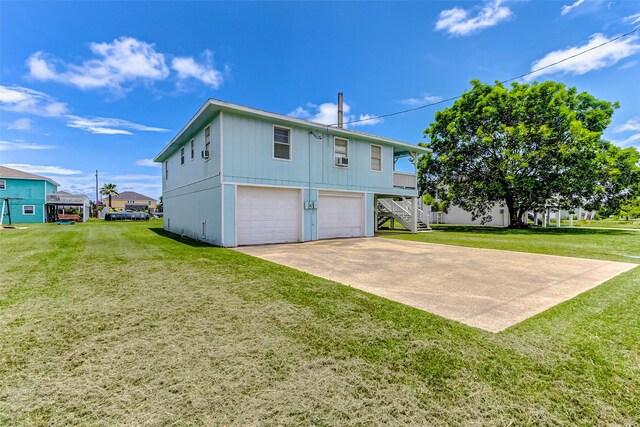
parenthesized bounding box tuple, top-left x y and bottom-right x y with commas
(46, 193, 91, 222)
(392, 148, 419, 190)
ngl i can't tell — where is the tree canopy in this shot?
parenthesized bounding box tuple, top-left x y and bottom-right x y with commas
(419, 80, 619, 228)
(589, 143, 640, 216)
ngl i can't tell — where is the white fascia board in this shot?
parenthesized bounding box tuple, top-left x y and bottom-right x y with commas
(154, 99, 431, 162)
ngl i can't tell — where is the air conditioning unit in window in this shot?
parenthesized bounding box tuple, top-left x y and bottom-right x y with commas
(201, 150, 210, 160)
(336, 157, 349, 166)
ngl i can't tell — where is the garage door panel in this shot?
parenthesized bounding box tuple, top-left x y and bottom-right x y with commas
(237, 186, 301, 245)
(318, 192, 364, 239)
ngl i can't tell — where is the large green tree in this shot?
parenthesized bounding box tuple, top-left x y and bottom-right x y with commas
(420, 80, 618, 228)
(99, 183, 119, 208)
(589, 143, 640, 216)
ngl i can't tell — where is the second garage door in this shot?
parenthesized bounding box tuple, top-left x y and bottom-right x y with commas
(236, 186, 301, 245)
(318, 191, 364, 239)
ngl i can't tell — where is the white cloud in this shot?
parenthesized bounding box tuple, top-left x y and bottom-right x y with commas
(353, 114, 382, 127)
(172, 50, 224, 88)
(2, 163, 80, 175)
(615, 133, 640, 147)
(65, 115, 168, 135)
(289, 101, 381, 128)
(289, 102, 349, 126)
(561, 0, 586, 15)
(0, 140, 53, 151)
(110, 174, 159, 181)
(26, 37, 227, 94)
(615, 119, 640, 133)
(623, 12, 640, 25)
(620, 60, 638, 70)
(435, 0, 511, 36)
(0, 85, 68, 116)
(7, 118, 33, 131)
(526, 33, 640, 80)
(398, 94, 443, 106)
(27, 37, 170, 91)
(135, 159, 160, 167)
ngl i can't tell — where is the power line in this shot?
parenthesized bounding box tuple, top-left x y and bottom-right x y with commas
(331, 25, 640, 127)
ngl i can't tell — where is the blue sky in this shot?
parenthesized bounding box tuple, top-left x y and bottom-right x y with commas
(1, 0, 639, 200)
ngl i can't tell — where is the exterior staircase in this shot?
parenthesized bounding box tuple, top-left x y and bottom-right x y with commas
(376, 198, 431, 232)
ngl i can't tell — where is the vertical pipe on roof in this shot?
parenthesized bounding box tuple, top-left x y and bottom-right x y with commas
(337, 92, 344, 128)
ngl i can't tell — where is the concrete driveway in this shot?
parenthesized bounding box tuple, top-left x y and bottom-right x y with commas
(235, 238, 636, 332)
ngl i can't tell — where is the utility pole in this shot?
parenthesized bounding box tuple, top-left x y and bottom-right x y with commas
(95, 170, 99, 204)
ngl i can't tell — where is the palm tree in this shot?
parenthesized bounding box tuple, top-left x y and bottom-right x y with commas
(100, 183, 119, 208)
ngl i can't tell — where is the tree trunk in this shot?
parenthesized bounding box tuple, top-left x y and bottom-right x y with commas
(505, 197, 528, 229)
(108, 195, 112, 208)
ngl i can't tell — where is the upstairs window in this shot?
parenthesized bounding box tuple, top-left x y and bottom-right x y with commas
(190, 139, 195, 159)
(334, 137, 349, 167)
(165, 161, 169, 180)
(204, 126, 211, 153)
(180, 147, 185, 165)
(273, 126, 291, 160)
(0, 179, 5, 190)
(370, 144, 382, 172)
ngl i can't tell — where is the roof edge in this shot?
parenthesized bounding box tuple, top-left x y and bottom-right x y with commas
(153, 99, 431, 162)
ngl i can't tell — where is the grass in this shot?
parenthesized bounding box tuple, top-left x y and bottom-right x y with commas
(381, 224, 640, 263)
(1, 220, 639, 425)
(568, 218, 640, 229)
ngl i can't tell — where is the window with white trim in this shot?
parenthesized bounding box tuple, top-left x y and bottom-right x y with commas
(370, 144, 382, 172)
(165, 161, 168, 180)
(0, 179, 5, 190)
(334, 137, 349, 167)
(273, 126, 291, 160)
(23, 205, 35, 215)
(204, 126, 211, 153)
(180, 147, 185, 165)
(190, 139, 195, 159)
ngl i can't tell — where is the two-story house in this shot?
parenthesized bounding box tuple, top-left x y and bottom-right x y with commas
(153, 99, 430, 247)
(104, 191, 157, 212)
(0, 165, 59, 224)
(0, 165, 92, 224)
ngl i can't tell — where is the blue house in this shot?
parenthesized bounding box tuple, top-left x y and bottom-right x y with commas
(0, 165, 91, 224)
(154, 99, 431, 247)
(0, 165, 59, 224)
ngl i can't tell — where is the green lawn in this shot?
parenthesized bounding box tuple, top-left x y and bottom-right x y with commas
(1, 220, 639, 425)
(381, 224, 640, 263)
(568, 218, 640, 229)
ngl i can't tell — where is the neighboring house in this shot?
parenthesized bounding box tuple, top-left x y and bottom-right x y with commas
(0, 165, 91, 224)
(0, 165, 59, 224)
(153, 99, 431, 247)
(432, 203, 510, 227)
(104, 191, 157, 211)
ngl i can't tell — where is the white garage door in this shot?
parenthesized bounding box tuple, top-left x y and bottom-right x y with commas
(318, 191, 364, 239)
(237, 186, 301, 245)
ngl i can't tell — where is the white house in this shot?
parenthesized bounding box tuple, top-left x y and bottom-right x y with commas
(153, 98, 431, 247)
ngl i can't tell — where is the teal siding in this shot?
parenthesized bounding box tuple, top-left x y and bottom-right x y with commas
(0, 178, 57, 224)
(159, 108, 420, 247)
(222, 112, 416, 197)
(162, 112, 223, 244)
(222, 184, 236, 247)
